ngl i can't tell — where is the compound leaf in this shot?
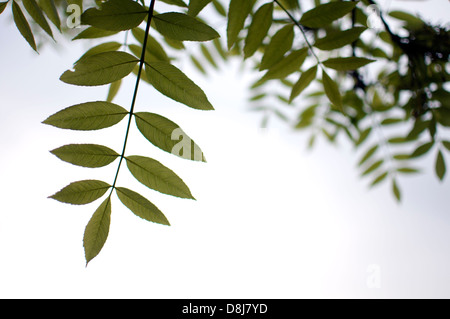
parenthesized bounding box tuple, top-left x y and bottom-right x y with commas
(50, 144, 119, 168)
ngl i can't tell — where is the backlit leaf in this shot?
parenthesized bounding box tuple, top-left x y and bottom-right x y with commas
(322, 57, 375, 71)
(106, 79, 122, 102)
(358, 144, 378, 166)
(135, 112, 206, 162)
(43, 101, 128, 130)
(132, 28, 170, 62)
(410, 141, 434, 158)
(369, 171, 388, 188)
(73, 27, 119, 40)
(81, 0, 147, 31)
(260, 24, 294, 70)
(244, 2, 273, 59)
(227, 0, 255, 49)
(314, 27, 366, 51)
(116, 187, 170, 225)
(436, 150, 446, 181)
(361, 159, 383, 176)
(145, 61, 214, 110)
(322, 69, 342, 110)
(83, 197, 112, 265)
(188, 0, 212, 16)
(126, 155, 195, 199)
(23, 0, 53, 38)
(39, 0, 60, 30)
(392, 179, 401, 202)
(262, 48, 308, 80)
(60, 51, 139, 86)
(50, 180, 111, 205)
(299, 1, 357, 28)
(50, 144, 119, 168)
(12, 1, 37, 51)
(290, 65, 317, 103)
(76, 42, 122, 63)
(154, 12, 219, 42)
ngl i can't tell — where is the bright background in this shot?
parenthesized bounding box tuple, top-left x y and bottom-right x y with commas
(0, 0, 449, 298)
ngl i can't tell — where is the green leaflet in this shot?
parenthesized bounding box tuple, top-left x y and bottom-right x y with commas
(435, 150, 446, 181)
(160, 0, 187, 7)
(132, 28, 170, 62)
(116, 187, 170, 226)
(135, 112, 206, 162)
(43, 101, 128, 130)
(73, 27, 119, 40)
(243, 2, 273, 59)
(0, 2, 8, 14)
(322, 69, 342, 110)
(188, 0, 212, 16)
(389, 10, 424, 29)
(314, 27, 366, 51)
(227, 0, 255, 49)
(60, 51, 139, 86)
(262, 48, 308, 80)
(322, 57, 375, 71)
(106, 79, 122, 102)
(12, 1, 37, 51)
(153, 12, 219, 42)
(358, 145, 378, 166)
(410, 141, 434, 158)
(39, 0, 60, 30)
(125, 155, 195, 199)
(76, 42, 122, 63)
(290, 65, 317, 103)
(81, 0, 147, 31)
(50, 144, 119, 168)
(369, 171, 388, 188)
(260, 24, 294, 70)
(392, 179, 401, 202)
(144, 61, 214, 110)
(50, 180, 111, 205)
(299, 1, 358, 28)
(22, 0, 53, 38)
(83, 197, 112, 265)
(361, 159, 383, 176)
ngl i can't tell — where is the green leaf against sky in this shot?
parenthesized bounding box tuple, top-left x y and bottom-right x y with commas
(160, 0, 187, 7)
(76, 42, 122, 63)
(0, 2, 8, 14)
(132, 28, 170, 62)
(134, 112, 206, 162)
(72, 27, 119, 40)
(116, 187, 170, 225)
(39, 0, 60, 30)
(125, 155, 195, 199)
(60, 51, 139, 86)
(244, 2, 273, 59)
(144, 61, 214, 110)
(322, 69, 342, 109)
(299, 1, 358, 28)
(262, 48, 308, 80)
(12, 1, 36, 51)
(50, 144, 119, 168)
(227, 0, 255, 49)
(322, 57, 375, 71)
(314, 27, 367, 51)
(22, 0, 53, 38)
(436, 150, 446, 181)
(81, 0, 147, 31)
(43, 101, 128, 130)
(50, 180, 111, 205)
(188, 0, 212, 16)
(83, 197, 112, 265)
(290, 65, 317, 103)
(153, 12, 219, 41)
(260, 24, 294, 70)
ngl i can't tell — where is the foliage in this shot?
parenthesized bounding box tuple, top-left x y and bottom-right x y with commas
(1, 0, 449, 263)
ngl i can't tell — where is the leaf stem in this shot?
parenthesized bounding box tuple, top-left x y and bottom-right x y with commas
(110, 0, 157, 194)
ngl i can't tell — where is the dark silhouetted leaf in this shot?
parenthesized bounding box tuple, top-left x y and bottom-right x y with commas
(299, 1, 357, 28)
(436, 150, 446, 181)
(314, 27, 366, 51)
(323, 57, 375, 71)
(23, 0, 53, 38)
(188, 0, 212, 16)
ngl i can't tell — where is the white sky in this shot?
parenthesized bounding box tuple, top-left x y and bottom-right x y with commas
(0, 0, 449, 298)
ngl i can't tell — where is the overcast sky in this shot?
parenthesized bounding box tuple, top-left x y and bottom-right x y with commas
(0, 0, 449, 298)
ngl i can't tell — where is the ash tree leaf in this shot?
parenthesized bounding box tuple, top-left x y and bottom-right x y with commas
(50, 144, 119, 168)
(160, 0, 187, 7)
(12, 1, 37, 52)
(322, 69, 342, 110)
(76, 42, 122, 63)
(397, 167, 420, 174)
(125, 155, 195, 199)
(392, 179, 401, 202)
(262, 48, 308, 80)
(0, 2, 8, 15)
(369, 171, 388, 188)
(243, 2, 273, 59)
(358, 144, 379, 166)
(22, 0, 53, 38)
(314, 27, 367, 51)
(42, 101, 128, 130)
(132, 28, 170, 62)
(60, 51, 139, 86)
(227, 0, 256, 49)
(442, 141, 450, 152)
(361, 159, 383, 176)
(299, 1, 358, 28)
(106, 79, 122, 102)
(81, 0, 147, 31)
(322, 57, 375, 71)
(144, 61, 214, 110)
(260, 24, 294, 70)
(188, 0, 212, 16)
(153, 12, 219, 41)
(134, 112, 206, 162)
(116, 187, 170, 226)
(435, 150, 446, 181)
(290, 65, 317, 103)
(83, 196, 112, 265)
(39, 0, 60, 31)
(72, 27, 120, 40)
(410, 141, 434, 158)
(50, 180, 111, 205)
